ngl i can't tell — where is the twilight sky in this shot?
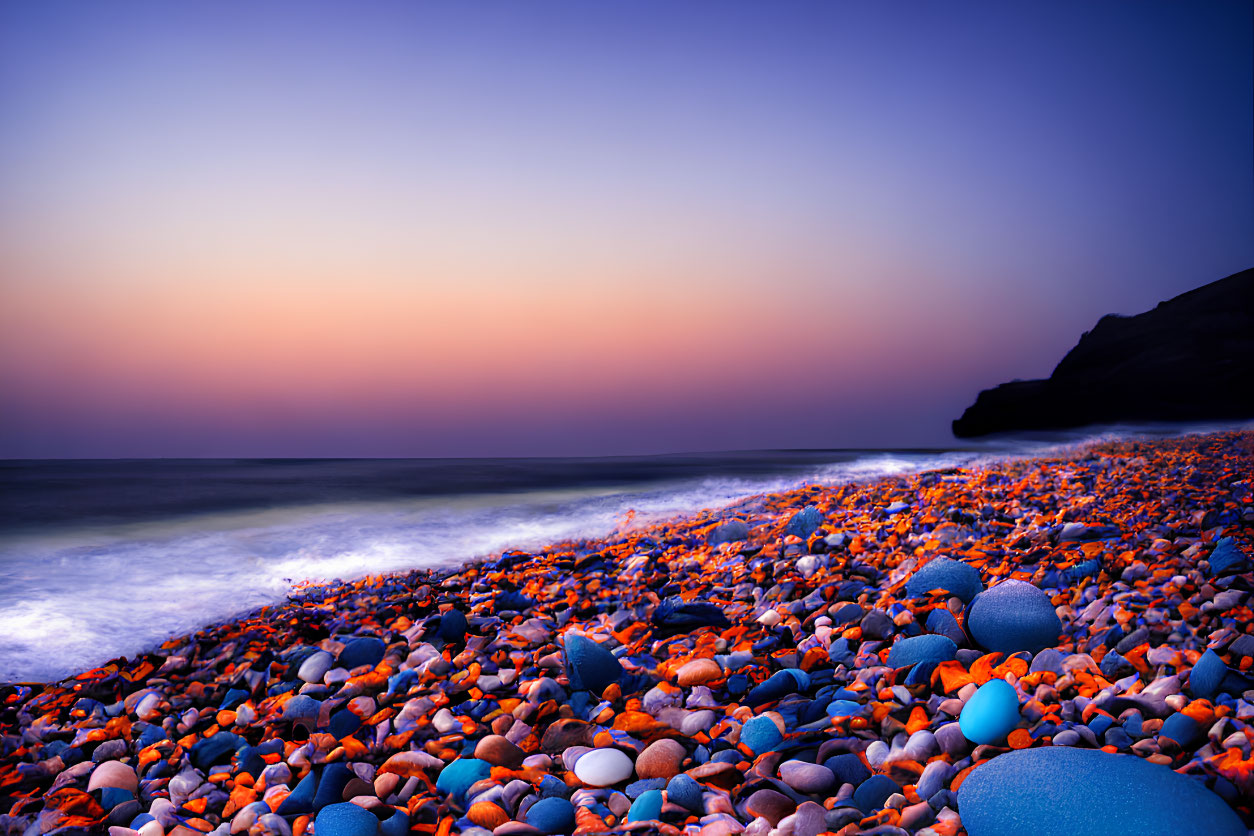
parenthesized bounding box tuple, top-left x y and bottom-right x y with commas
(1, 1, 1251, 458)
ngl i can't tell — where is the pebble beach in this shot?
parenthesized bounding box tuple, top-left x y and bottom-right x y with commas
(1, 431, 1252, 836)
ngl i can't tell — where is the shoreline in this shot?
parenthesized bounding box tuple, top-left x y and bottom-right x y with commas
(1, 430, 1250, 835)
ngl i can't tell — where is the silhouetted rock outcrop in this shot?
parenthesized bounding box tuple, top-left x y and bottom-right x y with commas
(953, 267, 1254, 437)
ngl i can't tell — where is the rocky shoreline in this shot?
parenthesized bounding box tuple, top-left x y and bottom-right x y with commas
(2, 432, 1252, 836)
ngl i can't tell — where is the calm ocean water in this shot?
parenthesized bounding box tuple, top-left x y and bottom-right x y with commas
(0, 424, 1234, 683)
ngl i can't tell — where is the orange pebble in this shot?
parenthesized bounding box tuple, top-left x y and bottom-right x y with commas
(1007, 728, 1032, 749)
(467, 801, 510, 829)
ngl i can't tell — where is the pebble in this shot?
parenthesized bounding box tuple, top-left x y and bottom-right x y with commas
(676, 657, 723, 686)
(435, 758, 491, 801)
(958, 747, 1245, 836)
(525, 797, 577, 834)
(572, 747, 634, 786)
(627, 788, 663, 822)
(564, 633, 624, 693)
(779, 760, 835, 793)
(475, 734, 527, 769)
(959, 678, 1020, 744)
(740, 715, 784, 754)
(667, 773, 704, 811)
(966, 579, 1063, 654)
(635, 738, 685, 779)
(905, 556, 984, 601)
(885, 634, 957, 668)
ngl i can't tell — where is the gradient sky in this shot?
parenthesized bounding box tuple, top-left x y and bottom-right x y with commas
(1, 1, 1251, 457)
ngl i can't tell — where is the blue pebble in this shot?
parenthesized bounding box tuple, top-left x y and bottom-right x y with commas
(959, 679, 1020, 744)
(189, 732, 244, 771)
(906, 556, 984, 601)
(219, 688, 249, 711)
(435, 758, 491, 802)
(338, 636, 386, 670)
(328, 709, 362, 739)
(826, 699, 864, 718)
(539, 775, 569, 798)
(786, 506, 823, 538)
(526, 797, 577, 834)
(825, 753, 870, 787)
(854, 774, 899, 813)
(628, 789, 664, 823)
(966, 580, 1062, 654)
(1087, 714, 1113, 738)
(1207, 537, 1249, 577)
(958, 747, 1244, 836)
(564, 634, 623, 694)
(496, 590, 536, 611)
(1190, 649, 1228, 699)
(625, 778, 666, 799)
(129, 814, 155, 829)
(439, 608, 468, 642)
(740, 715, 783, 754)
(1160, 712, 1202, 747)
(98, 787, 133, 810)
(886, 634, 957, 669)
(667, 774, 703, 812)
(314, 802, 378, 836)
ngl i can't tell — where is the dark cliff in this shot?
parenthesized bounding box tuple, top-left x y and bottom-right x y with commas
(952, 267, 1254, 437)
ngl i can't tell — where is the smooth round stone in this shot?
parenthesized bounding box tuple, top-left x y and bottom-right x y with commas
(905, 556, 984, 602)
(853, 774, 899, 813)
(313, 802, 378, 836)
(886, 634, 958, 669)
(709, 519, 751, 545)
(88, 761, 138, 794)
(573, 748, 634, 786)
(676, 658, 723, 686)
(564, 634, 623, 694)
(297, 650, 335, 683)
(627, 789, 663, 823)
(666, 774, 703, 812)
(338, 636, 386, 670)
(959, 679, 1020, 744)
(746, 788, 796, 825)
(526, 797, 577, 834)
(786, 506, 822, 539)
(1189, 649, 1227, 699)
(825, 753, 870, 787)
(635, 739, 685, 779)
(958, 747, 1244, 836)
(1160, 713, 1202, 747)
(778, 760, 835, 794)
(740, 715, 784, 755)
(475, 734, 526, 769)
(435, 758, 491, 801)
(967, 580, 1062, 654)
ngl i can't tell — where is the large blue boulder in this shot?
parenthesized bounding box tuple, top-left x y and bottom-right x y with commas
(966, 580, 1062, 654)
(906, 557, 983, 602)
(957, 747, 1243, 836)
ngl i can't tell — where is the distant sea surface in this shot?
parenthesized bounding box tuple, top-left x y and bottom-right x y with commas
(0, 425, 1234, 683)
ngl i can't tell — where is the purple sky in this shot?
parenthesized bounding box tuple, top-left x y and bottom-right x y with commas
(1, 1, 1251, 457)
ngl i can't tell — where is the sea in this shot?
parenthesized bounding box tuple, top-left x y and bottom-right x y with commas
(0, 423, 1240, 683)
